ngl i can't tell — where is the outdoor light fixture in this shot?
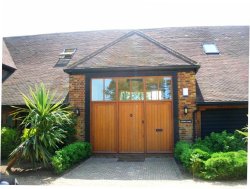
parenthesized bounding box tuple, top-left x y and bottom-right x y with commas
(184, 105, 188, 115)
(73, 107, 80, 116)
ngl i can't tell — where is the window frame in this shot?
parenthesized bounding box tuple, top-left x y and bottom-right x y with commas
(202, 43, 220, 55)
(91, 76, 173, 102)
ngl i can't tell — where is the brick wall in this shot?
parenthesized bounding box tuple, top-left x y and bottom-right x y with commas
(69, 74, 85, 140)
(177, 71, 197, 141)
(69, 71, 197, 142)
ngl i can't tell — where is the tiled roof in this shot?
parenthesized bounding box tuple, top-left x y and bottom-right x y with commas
(2, 40, 17, 70)
(2, 30, 127, 105)
(2, 26, 249, 105)
(69, 31, 198, 69)
(142, 26, 249, 102)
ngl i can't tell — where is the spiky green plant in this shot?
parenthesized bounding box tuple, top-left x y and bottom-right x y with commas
(8, 83, 73, 168)
(237, 126, 248, 143)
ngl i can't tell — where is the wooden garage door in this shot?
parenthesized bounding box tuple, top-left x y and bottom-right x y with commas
(119, 102, 144, 153)
(91, 77, 173, 153)
(91, 102, 117, 152)
(146, 101, 173, 153)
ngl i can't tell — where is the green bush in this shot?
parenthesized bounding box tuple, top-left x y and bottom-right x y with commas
(58, 115, 77, 148)
(202, 150, 247, 180)
(1, 127, 20, 159)
(200, 131, 246, 152)
(51, 142, 92, 174)
(174, 130, 247, 180)
(190, 148, 211, 176)
(174, 141, 191, 161)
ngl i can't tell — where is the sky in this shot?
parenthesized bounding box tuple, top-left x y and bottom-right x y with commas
(1, 0, 250, 37)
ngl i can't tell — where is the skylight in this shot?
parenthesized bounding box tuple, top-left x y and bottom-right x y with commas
(59, 48, 77, 59)
(203, 43, 220, 54)
(55, 48, 77, 67)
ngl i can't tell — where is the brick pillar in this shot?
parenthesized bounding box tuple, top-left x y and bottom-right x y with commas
(177, 71, 197, 141)
(69, 74, 85, 140)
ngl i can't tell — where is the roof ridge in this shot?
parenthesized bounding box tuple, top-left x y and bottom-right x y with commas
(67, 30, 199, 69)
(2, 39, 17, 70)
(67, 31, 135, 69)
(134, 30, 199, 66)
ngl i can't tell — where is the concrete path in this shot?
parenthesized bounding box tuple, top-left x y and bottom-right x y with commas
(50, 157, 247, 188)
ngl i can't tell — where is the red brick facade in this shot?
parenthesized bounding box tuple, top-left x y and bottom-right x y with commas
(69, 74, 86, 140)
(177, 71, 197, 141)
(70, 71, 197, 142)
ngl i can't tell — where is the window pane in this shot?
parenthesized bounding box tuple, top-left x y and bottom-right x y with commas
(92, 79, 104, 101)
(159, 77, 172, 100)
(104, 79, 116, 101)
(131, 79, 144, 100)
(118, 79, 130, 100)
(146, 78, 158, 100)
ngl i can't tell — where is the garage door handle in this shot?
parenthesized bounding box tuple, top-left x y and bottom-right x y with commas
(156, 128, 163, 132)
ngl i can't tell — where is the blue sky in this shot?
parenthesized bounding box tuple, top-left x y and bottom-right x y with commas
(1, 0, 250, 37)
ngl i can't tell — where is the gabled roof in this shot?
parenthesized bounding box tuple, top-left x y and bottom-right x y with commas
(142, 26, 249, 102)
(67, 31, 199, 70)
(2, 40, 17, 70)
(2, 26, 249, 105)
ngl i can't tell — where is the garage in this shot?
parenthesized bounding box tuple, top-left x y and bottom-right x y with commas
(90, 76, 173, 153)
(201, 108, 248, 138)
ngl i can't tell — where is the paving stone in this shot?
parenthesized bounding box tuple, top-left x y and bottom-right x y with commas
(50, 157, 247, 188)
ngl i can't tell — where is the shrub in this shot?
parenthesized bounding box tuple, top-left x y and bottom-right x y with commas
(51, 142, 92, 174)
(1, 127, 20, 159)
(190, 148, 211, 176)
(174, 141, 191, 161)
(202, 150, 247, 180)
(58, 115, 77, 148)
(9, 83, 73, 168)
(201, 131, 246, 152)
(174, 130, 247, 180)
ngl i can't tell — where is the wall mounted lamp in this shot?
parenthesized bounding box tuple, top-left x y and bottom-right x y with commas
(184, 105, 188, 115)
(73, 107, 80, 116)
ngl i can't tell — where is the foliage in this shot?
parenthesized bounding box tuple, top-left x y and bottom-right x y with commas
(51, 142, 92, 174)
(202, 150, 247, 180)
(195, 131, 246, 152)
(174, 141, 191, 161)
(9, 83, 73, 167)
(236, 126, 248, 143)
(174, 131, 247, 180)
(1, 127, 20, 159)
(190, 148, 211, 176)
(58, 115, 77, 148)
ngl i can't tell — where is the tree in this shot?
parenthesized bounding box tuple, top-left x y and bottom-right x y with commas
(6, 83, 73, 170)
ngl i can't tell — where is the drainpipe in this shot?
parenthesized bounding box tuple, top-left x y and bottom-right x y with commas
(192, 109, 198, 142)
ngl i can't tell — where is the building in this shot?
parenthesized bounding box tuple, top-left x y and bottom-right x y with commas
(2, 26, 248, 153)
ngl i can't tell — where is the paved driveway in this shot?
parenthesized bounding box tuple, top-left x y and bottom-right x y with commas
(50, 157, 247, 188)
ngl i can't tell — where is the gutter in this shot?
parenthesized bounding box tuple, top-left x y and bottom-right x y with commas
(196, 101, 248, 106)
(64, 65, 200, 74)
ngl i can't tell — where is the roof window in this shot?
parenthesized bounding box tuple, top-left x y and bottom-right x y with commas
(59, 48, 77, 59)
(55, 48, 77, 67)
(203, 43, 220, 54)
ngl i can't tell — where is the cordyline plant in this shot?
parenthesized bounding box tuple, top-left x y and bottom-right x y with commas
(7, 83, 73, 170)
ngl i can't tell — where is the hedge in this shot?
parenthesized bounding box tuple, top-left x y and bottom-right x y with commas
(51, 142, 92, 174)
(203, 150, 247, 180)
(174, 131, 247, 180)
(1, 127, 20, 159)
